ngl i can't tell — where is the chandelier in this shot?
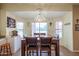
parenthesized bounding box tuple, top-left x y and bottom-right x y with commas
(34, 8, 46, 22)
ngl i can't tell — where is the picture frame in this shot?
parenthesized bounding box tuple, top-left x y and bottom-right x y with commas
(7, 17, 16, 28)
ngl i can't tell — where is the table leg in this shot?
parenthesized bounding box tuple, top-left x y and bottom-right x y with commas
(21, 40, 25, 56)
(55, 41, 59, 56)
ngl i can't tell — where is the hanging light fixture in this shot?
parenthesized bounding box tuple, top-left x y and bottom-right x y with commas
(34, 8, 46, 38)
(34, 8, 46, 22)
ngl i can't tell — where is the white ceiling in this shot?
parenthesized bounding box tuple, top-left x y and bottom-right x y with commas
(10, 11, 71, 19)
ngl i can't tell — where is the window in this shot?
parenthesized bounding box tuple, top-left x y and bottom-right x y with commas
(32, 22, 47, 37)
(55, 21, 62, 38)
(16, 22, 24, 38)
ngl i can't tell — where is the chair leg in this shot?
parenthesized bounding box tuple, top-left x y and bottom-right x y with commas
(37, 49, 38, 56)
(40, 50, 41, 56)
(49, 50, 51, 56)
(27, 50, 28, 56)
(27, 50, 31, 56)
(29, 51, 31, 56)
(48, 51, 49, 56)
(32, 50, 34, 56)
(48, 50, 51, 56)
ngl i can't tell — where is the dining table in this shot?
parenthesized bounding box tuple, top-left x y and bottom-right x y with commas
(21, 37, 59, 56)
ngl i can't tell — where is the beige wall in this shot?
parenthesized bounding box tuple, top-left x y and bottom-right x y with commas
(62, 12, 73, 51)
(0, 10, 7, 36)
(6, 12, 16, 36)
(47, 18, 54, 36)
(73, 5, 79, 52)
(23, 18, 32, 36)
(0, 10, 1, 36)
(6, 12, 26, 37)
(6, 12, 33, 37)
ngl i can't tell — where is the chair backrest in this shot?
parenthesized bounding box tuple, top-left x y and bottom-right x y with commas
(40, 37, 52, 44)
(26, 37, 37, 45)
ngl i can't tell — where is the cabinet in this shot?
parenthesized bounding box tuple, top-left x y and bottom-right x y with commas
(8, 36, 21, 54)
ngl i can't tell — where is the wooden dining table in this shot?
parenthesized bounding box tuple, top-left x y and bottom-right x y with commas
(21, 37, 59, 56)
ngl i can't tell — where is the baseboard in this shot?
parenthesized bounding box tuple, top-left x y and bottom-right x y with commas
(61, 45, 79, 52)
(60, 45, 73, 52)
(12, 48, 20, 55)
(73, 50, 79, 52)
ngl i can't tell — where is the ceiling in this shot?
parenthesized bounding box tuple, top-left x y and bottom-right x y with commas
(2, 3, 73, 20)
(10, 11, 71, 19)
(1, 3, 73, 11)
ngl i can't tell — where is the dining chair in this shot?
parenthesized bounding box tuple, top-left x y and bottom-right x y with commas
(0, 43, 12, 56)
(40, 37, 52, 56)
(26, 37, 38, 56)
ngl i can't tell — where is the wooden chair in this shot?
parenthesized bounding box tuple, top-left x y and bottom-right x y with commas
(40, 37, 52, 56)
(0, 43, 12, 56)
(26, 37, 38, 56)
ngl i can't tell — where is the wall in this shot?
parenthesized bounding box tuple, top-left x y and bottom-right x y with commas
(0, 3, 73, 37)
(52, 17, 63, 46)
(6, 12, 16, 37)
(62, 12, 73, 51)
(47, 18, 54, 36)
(0, 10, 1, 36)
(0, 10, 32, 37)
(6, 13, 55, 37)
(6, 12, 26, 37)
(24, 19, 32, 36)
(6, 12, 33, 37)
(12, 13, 26, 36)
(0, 9, 7, 36)
(73, 5, 79, 52)
(15, 15, 31, 37)
(24, 17, 55, 37)
(23, 16, 63, 37)
(53, 17, 63, 35)
(6, 12, 26, 54)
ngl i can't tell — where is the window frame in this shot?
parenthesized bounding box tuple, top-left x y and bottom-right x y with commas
(55, 21, 62, 39)
(32, 22, 48, 37)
